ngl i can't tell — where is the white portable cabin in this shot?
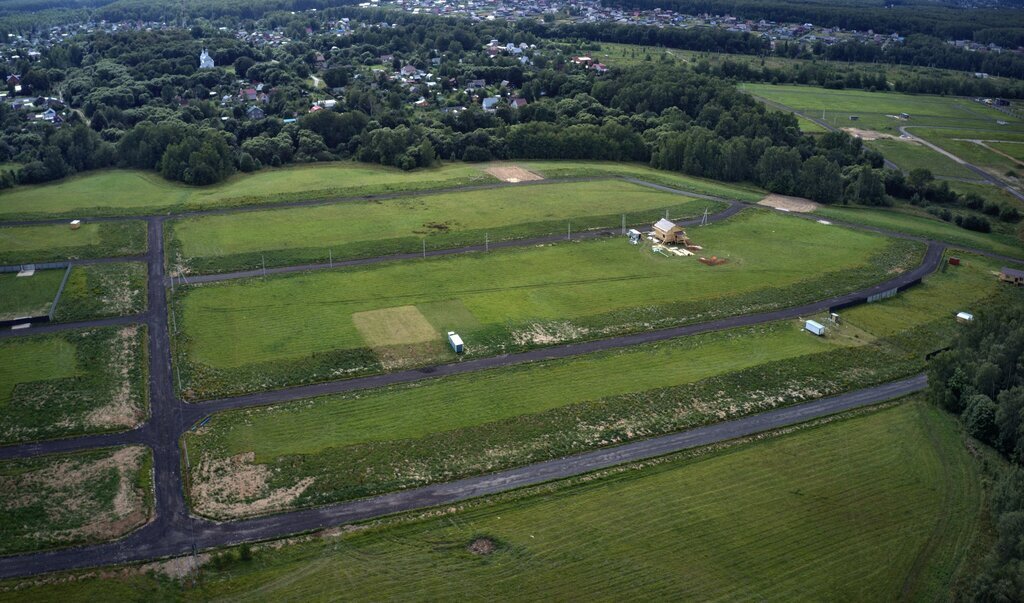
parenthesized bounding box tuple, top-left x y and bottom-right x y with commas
(956, 311, 974, 324)
(627, 229, 642, 245)
(804, 320, 825, 336)
(447, 331, 464, 353)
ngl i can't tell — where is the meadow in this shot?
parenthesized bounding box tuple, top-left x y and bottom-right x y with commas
(814, 204, 1024, 258)
(53, 262, 148, 322)
(172, 210, 919, 398)
(0, 325, 148, 444)
(0, 221, 147, 264)
(867, 138, 979, 180)
(182, 247, 996, 517)
(0, 269, 64, 321)
(0, 161, 762, 221)
(167, 180, 723, 274)
(9, 400, 985, 600)
(0, 446, 152, 555)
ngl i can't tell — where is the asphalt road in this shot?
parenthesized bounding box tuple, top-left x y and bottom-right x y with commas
(0, 175, 1006, 581)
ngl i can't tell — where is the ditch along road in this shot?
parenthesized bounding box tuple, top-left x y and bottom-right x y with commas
(0, 178, 1003, 580)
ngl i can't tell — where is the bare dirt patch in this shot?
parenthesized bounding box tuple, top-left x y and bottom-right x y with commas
(757, 194, 820, 213)
(467, 537, 496, 555)
(85, 325, 146, 430)
(842, 127, 904, 141)
(485, 164, 544, 183)
(191, 451, 315, 519)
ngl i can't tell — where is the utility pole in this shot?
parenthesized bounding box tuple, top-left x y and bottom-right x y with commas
(422, 239, 426, 259)
(567, 222, 571, 240)
(329, 249, 333, 268)
(621, 214, 626, 235)
(262, 254, 266, 277)
(485, 232, 489, 252)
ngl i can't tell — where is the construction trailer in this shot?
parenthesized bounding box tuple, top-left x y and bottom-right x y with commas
(804, 320, 826, 336)
(1000, 267, 1024, 286)
(956, 311, 974, 324)
(652, 218, 689, 245)
(447, 331, 464, 353)
(627, 229, 643, 245)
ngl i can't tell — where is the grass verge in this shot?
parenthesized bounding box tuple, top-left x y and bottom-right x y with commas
(0, 222, 147, 265)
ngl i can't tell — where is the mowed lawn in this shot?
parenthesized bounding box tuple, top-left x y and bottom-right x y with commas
(189, 321, 839, 462)
(0, 221, 148, 264)
(0, 269, 64, 320)
(21, 401, 985, 600)
(176, 210, 891, 370)
(866, 138, 978, 180)
(814, 204, 1024, 259)
(168, 179, 718, 271)
(0, 335, 77, 405)
(0, 163, 496, 218)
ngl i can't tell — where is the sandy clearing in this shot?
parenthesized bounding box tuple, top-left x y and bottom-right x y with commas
(485, 164, 544, 183)
(191, 451, 315, 519)
(758, 194, 820, 213)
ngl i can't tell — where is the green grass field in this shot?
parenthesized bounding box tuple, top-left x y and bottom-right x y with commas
(0, 326, 148, 444)
(0, 221, 147, 264)
(0, 269, 64, 321)
(7, 400, 985, 600)
(172, 210, 918, 398)
(53, 263, 147, 322)
(814, 204, 1024, 258)
(182, 244, 995, 517)
(0, 163, 497, 219)
(0, 446, 152, 555)
(167, 180, 723, 274)
(867, 138, 979, 180)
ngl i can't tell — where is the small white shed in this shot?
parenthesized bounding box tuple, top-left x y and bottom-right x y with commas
(447, 331, 464, 353)
(627, 229, 642, 245)
(805, 320, 825, 336)
(956, 311, 974, 324)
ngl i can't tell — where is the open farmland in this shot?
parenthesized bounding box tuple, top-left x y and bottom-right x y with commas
(0, 326, 148, 444)
(20, 400, 984, 600)
(167, 179, 723, 275)
(0, 269, 64, 321)
(172, 209, 921, 399)
(0, 221, 147, 264)
(0, 446, 152, 555)
(183, 246, 993, 517)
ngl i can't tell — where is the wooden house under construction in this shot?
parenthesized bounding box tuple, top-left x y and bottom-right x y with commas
(653, 218, 687, 244)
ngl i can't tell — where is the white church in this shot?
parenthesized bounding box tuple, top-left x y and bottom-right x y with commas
(199, 48, 215, 69)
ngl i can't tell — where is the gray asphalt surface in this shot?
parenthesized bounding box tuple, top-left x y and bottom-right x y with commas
(0, 175, 1004, 581)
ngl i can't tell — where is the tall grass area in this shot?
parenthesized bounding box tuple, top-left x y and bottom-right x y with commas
(172, 210, 918, 398)
(183, 249, 999, 518)
(0, 269, 63, 320)
(167, 180, 723, 275)
(53, 262, 148, 322)
(0, 326, 148, 444)
(7, 400, 986, 600)
(814, 204, 1024, 259)
(0, 446, 152, 555)
(0, 221, 147, 264)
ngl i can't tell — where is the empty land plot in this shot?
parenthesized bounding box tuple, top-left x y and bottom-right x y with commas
(0, 163, 499, 219)
(167, 180, 720, 275)
(53, 262, 147, 322)
(0, 325, 148, 445)
(814, 204, 1024, 259)
(0, 269, 64, 321)
(520, 161, 767, 201)
(988, 141, 1024, 163)
(7, 401, 984, 599)
(0, 221, 147, 265)
(185, 319, 906, 518)
(184, 249, 990, 517)
(742, 84, 1018, 135)
(0, 446, 152, 555)
(866, 138, 979, 180)
(173, 210, 920, 399)
(912, 128, 1022, 180)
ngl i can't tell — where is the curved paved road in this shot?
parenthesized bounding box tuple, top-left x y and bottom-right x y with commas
(0, 175, 1008, 580)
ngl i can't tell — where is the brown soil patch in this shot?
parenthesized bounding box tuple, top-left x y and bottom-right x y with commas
(191, 451, 315, 519)
(485, 164, 543, 183)
(698, 256, 729, 266)
(512, 321, 588, 346)
(467, 537, 496, 555)
(757, 194, 820, 213)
